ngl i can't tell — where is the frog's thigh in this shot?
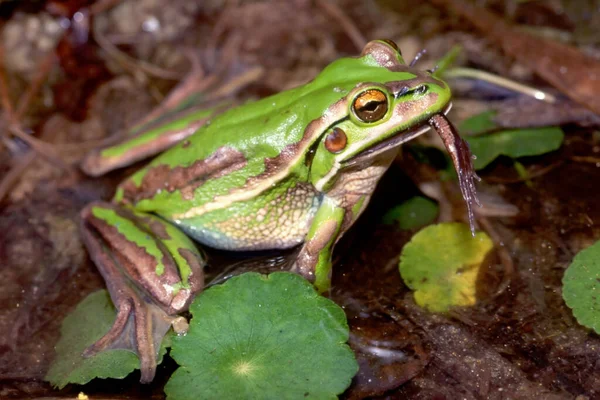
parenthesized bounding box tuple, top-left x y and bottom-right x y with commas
(293, 196, 345, 292)
(82, 202, 205, 311)
(80, 201, 205, 382)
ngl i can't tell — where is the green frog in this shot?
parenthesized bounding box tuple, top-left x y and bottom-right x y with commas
(79, 39, 478, 382)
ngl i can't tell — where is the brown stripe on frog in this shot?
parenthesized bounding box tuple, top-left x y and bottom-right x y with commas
(393, 91, 439, 116)
(137, 214, 204, 298)
(137, 214, 172, 240)
(120, 146, 247, 204)
(82, 202, 185, 310)
(170, 96, 351, 220)
(178, 248, 204, 293)
(247, 96, 349, 184)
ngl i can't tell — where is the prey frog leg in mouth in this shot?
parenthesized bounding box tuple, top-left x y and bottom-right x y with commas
(80, 39, 479, 382)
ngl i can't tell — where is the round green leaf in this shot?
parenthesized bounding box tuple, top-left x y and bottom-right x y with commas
(165, 272, 357, 400)
(45, 290, 169, 388)
(382, 196, 439, 230)
(466, 126, 564, 170)
(458, 110, 498, 135)
(399, 223, 493, 312)
(563, 240, 600, 333)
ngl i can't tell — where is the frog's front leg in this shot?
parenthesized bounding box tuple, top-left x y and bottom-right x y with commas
(292, 196, 346, 292)
(80, 202, 205, 383)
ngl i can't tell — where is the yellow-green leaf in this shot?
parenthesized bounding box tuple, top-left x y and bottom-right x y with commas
(399, 223, 494, 312)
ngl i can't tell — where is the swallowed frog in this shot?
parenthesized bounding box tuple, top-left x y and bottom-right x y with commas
(79, 39, 478, 382)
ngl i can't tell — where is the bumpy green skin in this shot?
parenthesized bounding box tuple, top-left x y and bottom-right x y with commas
(81, 40, 453, 381)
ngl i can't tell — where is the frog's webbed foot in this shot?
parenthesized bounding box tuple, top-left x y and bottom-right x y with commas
(80, 202, 205, 383)
(80, 263, 177, 383)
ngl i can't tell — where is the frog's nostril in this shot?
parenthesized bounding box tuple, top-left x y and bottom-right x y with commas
(395, 86, 409, 98)
(415, 85, 427, 95)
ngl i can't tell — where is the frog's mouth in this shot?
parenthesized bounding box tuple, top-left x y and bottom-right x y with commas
(343, 103, 452, 167)
(343, 103, 480, 235)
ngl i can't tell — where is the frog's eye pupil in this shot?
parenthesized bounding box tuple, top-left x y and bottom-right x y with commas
(362, 101, 380, 112)
(352, 89, 388, 123)
(324, 127, 347, 153)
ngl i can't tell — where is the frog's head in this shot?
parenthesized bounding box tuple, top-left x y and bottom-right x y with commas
(309, 39, 452, 191)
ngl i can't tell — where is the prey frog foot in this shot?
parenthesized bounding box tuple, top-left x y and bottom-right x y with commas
(80, 201, 205, 382)
(429, 114, 481, 234)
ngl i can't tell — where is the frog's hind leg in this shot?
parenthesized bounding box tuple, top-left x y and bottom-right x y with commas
(80, 202, 206, 383)
(81, 51, 238, 177)
(78, 248, 167, 382)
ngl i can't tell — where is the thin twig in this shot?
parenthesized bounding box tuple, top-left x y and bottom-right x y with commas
(316, 0, 366, 51)
(485, 161, 563, 184)
(207, 66, 264, 100)
(217, 32, 244, 73)
(0, 45, 16, 124)
(92, 18, 182, 81)
(477, 216, 514, 298)
(204, 1, 234, 71)
(0, 152, 36, 203)
(15, 51, 57, 120)
(0, 44, 70, 171)
(444, 67, 556, 103)
(9, 126, 70, 170)
(570, 156, 600, 164)
(129, 49, 211, 130)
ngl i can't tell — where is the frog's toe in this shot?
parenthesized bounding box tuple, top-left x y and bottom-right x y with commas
(82, 283, 176, 383)
(289, 262, 316, 282)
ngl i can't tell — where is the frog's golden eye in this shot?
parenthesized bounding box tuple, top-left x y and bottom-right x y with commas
(324, 127, 347, 153)
(352, 89, 388, 123)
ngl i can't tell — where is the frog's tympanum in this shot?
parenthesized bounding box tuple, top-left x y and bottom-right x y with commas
(80, 40, 478, 382)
